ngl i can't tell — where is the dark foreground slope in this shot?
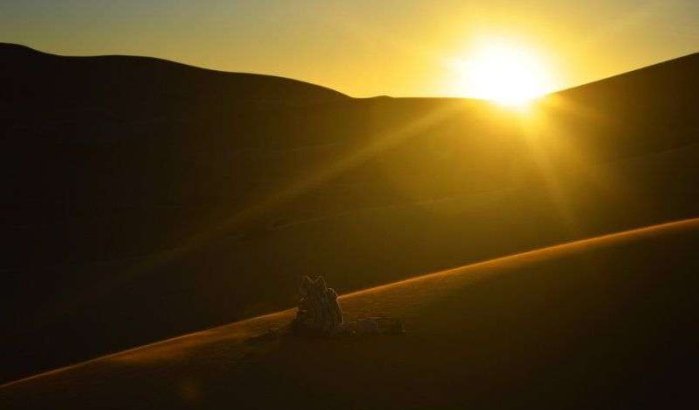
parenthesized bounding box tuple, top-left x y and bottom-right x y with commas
(1, 44, 518, 382)
(3, 219, 698, 409)
(1, 44, 698, 383)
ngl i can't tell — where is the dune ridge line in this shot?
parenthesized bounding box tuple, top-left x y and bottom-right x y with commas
(2, 216, 698, 389)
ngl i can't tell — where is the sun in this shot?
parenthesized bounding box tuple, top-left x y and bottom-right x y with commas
(451, 40, 555, 107)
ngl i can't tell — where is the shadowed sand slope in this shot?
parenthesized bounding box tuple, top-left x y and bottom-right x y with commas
(3, 218, 698, 409)
(2, 43, 698, 385)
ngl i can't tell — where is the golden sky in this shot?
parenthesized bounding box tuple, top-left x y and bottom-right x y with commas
(2, 1, 698, 97)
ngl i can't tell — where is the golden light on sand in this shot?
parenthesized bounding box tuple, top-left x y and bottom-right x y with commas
(451, 40, 555, 107)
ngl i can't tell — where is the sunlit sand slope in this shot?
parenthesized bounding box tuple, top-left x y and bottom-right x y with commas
(3, 218, 698, 409)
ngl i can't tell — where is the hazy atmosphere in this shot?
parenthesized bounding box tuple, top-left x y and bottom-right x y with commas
(2, 1, 698, 409)
(2, 0, 698, 97)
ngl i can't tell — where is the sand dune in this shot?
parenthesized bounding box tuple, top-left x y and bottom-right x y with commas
(3, 43, 698, 386)
(3, 217, 697, 408)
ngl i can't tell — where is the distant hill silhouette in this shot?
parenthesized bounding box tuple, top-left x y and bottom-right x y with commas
(1, 43, 698, 384)
(0, 43, 347, 114)
(545, 52, 699, 159)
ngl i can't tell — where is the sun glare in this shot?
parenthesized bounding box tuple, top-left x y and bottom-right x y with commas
(451, 40, 555, 108)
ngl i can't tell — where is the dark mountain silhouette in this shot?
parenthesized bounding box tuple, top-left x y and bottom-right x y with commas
(0, 43, 347, 113)
(542, 52, 699, 159)
(1, 43, 698, 384)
